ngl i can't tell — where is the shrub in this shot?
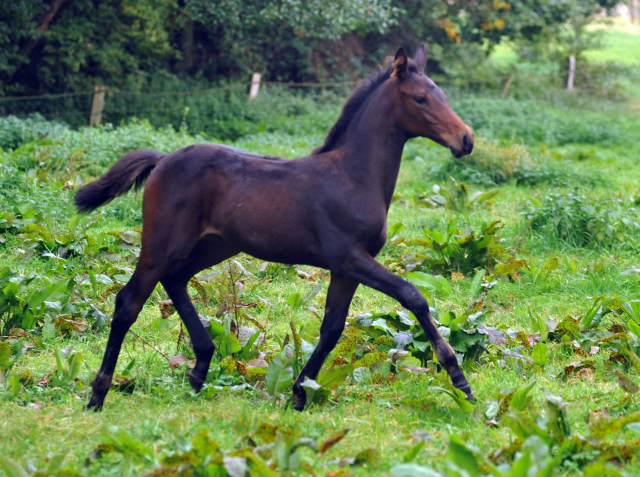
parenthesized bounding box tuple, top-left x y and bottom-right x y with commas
(519, 192, 640, 249)
(431, 140, 598, 187)
(0, 114, 68, 151)
(387, 219, 527, 279)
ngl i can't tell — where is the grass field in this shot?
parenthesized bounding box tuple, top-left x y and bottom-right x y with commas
(2, 23, 640, 477)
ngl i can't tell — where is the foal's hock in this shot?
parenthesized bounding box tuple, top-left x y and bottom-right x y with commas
(77, 45, 475, 411)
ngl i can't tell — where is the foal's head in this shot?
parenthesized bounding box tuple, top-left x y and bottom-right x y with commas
(391, 45, 474, 158)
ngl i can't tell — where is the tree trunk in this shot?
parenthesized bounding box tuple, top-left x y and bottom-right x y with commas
(19, 0, 72, 60)
(177, 20, 194, 79)
(7, 0, 71, 84)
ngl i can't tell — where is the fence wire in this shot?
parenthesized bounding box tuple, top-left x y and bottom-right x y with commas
(0, 70, 631, 130)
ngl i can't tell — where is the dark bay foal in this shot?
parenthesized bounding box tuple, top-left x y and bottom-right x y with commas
(76, 45, 475, 411)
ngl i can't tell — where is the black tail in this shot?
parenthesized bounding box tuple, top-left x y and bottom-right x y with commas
(75, 149, 165, 212)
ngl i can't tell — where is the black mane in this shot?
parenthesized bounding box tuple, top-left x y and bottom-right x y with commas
(316, 68, 393, 154)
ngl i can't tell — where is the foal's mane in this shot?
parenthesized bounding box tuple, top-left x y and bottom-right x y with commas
(315, 67, 393, 154)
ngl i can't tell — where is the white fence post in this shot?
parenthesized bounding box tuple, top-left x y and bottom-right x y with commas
(567, 56, 575, 91)
(249, 73, 262, 100)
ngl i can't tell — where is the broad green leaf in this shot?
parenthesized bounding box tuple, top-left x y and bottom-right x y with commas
(8, 374, 21, 395)
(218, 332, 242, 358)
(429, 386, 473, 413)
(28, 279, 66, 310)
(541, 257, 559, 272)
(532, 342, 549, 366)
(67, 214, 80, 230)
(390, 463, 440, 477)
(55, 347, 64, 377)
(318, 364, 354, 389)
(0, 456, 30, 477)
(469, 188, 499, 205)
(47, 453, 67, 473)
(286, 292, 304, 308)
(510, 380, 537, 412)
(627, 318, 640, 338)
(406, 272, 437, 295)
(388, 222, 406, 241)
(403, 441, 425, 463)
(626, 422, 640, 434)
(469, 269, 486, 301)
(265, 354, 293, 398)
(238, 330, 261, 360)
(623, 300, 640, 322)
(581, 463, 624, 477)
(447, 437, 480, 477)
(67, 352, 84, 381)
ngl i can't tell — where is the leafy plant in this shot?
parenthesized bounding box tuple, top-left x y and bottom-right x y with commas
(422, 176, 499, 212)
(389, 219, 527, 279)
(85, 422, 368, 476)
(431, 140, 596, 187)
(519, 192, 640, 249)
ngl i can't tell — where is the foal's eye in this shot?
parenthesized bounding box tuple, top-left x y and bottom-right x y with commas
(413, 96, 428, 105)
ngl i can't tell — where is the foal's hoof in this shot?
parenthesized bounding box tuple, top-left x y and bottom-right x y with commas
(85, 396, 104, 412)
(458, 383, 475, 402)
(189, 371, 206, 393)
(291, 392, 306, 412)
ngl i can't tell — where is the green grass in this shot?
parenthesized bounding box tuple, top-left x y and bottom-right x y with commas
(585, 20, 640, 65)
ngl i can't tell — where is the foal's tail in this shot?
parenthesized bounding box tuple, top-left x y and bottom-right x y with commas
(75, 149, 165, 212)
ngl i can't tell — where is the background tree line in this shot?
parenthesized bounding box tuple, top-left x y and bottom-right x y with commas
(0, 0, 619, 97)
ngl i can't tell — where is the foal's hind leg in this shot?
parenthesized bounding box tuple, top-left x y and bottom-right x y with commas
(160, 235, 239, 393)
(333, 250, 473, 400)
(292, 276, 359, 411)
(86, 267, 161, 410)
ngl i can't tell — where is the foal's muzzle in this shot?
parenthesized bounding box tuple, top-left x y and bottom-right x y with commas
(450, 134, 474, 158)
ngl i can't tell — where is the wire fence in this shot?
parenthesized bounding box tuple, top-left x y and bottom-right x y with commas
(0, 67, 634, 132)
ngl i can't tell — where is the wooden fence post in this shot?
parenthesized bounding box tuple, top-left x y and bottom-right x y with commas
(89, 85, 105, 126)
(501, 73, 514, 98)
(567, 56, 575, 91)
(249, 73, 261, 100)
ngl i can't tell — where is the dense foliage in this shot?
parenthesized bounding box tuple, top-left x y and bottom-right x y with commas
(0, 0, 619, 97)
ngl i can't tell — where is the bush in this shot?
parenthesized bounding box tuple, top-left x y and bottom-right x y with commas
(431, 140, 597, 187)
(450, 97, 632, 146)
(519, 192, 640, 249)
(0, 114, 68, 151)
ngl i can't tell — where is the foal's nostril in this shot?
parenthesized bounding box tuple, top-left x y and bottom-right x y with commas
(462, 134, 473, 154)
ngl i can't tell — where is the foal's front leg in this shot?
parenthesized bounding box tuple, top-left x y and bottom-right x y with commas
(335, 251, 473, 400)
(292, 276, 359, 411)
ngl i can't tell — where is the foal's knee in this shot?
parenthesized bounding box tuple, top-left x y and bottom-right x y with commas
(111, 287, 141, 328)
(399, 284, 430, 316)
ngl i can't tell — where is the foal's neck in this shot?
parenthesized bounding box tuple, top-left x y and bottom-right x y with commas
(341, 90, 407, 210)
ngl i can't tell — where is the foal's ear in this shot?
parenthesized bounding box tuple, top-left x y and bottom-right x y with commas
(393, 47, 408, 80)
(413, 44, 427, 73)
